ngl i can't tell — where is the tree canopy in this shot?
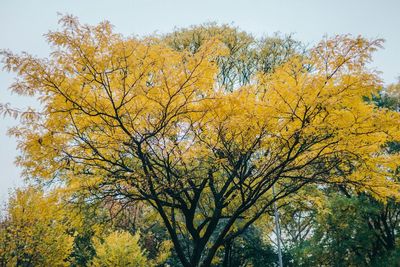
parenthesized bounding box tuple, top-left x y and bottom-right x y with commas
(1, 15, 400, 267)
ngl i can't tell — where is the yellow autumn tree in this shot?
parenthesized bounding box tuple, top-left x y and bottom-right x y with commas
(91, 230, 148, 267)
(1, 16, 400, 266)
(0, 187, 73, 266)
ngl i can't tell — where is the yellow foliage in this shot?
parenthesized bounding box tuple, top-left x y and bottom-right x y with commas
(91, 230, 148, 267)
(2, 16, 400, 266)
(1, 16, 399, 214)
(0, 187, 73, 266)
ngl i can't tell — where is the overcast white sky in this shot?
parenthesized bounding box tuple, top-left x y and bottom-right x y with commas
(1, 0, 399, 202)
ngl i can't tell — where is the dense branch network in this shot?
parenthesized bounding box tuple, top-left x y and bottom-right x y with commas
(1, 16, 399, 266)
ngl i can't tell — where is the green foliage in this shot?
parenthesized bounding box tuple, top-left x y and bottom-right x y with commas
(70, 230, 96, 267)
(287, 193, 400, 267)
(163, 23, 303, 91)
(68, 206, 101, 267)
(221, 226, 278, 267)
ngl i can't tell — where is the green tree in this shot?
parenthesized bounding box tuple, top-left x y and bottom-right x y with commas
(288, 192, 400, 267)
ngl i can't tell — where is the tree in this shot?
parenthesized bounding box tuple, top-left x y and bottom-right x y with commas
(217, 225, 278, 267)
(2, 16, 400, 266)
(163, 23, 302, 91)
(91, 230, 148, 267)
(286, 192, 400, 267)
(372, 78, 400, 111)
(275, 83, 400, 267)
(0, 187, 73, 266)
(286, 92, 400, 267)
(67, 200, 108, 267)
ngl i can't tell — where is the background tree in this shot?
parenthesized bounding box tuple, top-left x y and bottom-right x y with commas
(215, 225, 279, 267)
(280, 82, 400, 267)
(0, 187, 73, 266)
(67, 200, 109, 267)
(2, 16, 400, 266)
(163, 23, 302, 91)
(90, 230, 148, 267)
(284, 191, 400, 267)
(269, 82, 400, 267)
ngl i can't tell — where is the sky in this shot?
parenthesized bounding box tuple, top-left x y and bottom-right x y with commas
(1, 0, 399, 203)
